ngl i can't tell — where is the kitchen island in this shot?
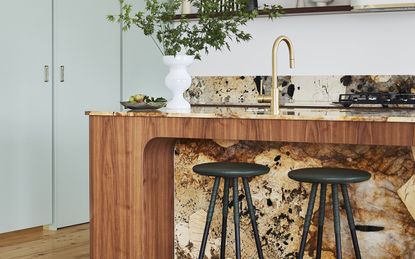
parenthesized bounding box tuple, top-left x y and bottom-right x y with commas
(87, 107, 415, 259)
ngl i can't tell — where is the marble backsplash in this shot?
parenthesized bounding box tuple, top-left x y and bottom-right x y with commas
(185, 75, 415, 106)
(174, 141, 415, 258)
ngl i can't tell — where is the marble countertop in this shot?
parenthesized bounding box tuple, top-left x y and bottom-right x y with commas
(86, 107, 415, 123)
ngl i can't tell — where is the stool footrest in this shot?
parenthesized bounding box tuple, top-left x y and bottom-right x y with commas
(295, 181, 365, 259)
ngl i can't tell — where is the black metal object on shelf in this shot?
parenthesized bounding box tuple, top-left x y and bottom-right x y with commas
(337, 93, 415, 107)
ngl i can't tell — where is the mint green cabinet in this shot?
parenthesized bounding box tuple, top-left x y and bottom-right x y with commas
(0, 0, 53, 233)
(0, 0, 121, 233)
(52, 0, 121, 228)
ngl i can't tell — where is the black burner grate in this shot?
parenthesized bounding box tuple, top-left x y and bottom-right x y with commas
(337, 93, 415, 107)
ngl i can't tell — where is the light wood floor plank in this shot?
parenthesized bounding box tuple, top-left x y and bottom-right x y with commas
(0, 224, 89, 259)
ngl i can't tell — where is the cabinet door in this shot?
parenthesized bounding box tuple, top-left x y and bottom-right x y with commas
(53, 0, 121, 228)
(0, 0, 52, 233)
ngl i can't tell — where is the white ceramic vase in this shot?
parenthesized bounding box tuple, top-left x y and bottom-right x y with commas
(181, 0, 191, 14)
(296, 0, 305, 7)
(163, 55, 194, 112)
(310, 0, 333, 6)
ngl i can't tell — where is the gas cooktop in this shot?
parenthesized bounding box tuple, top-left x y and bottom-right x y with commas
(336, 93, 415, 107)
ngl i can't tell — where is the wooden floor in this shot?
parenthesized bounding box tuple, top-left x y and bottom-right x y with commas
(0, 224, 89, 259)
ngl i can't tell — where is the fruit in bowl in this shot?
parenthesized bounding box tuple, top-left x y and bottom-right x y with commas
(128, 94, 167, 104)
(128, 94, 146, 103)
(122, 94, 167, 110)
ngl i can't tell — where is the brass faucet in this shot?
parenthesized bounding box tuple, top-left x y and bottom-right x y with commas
(258, 35, 295, 114)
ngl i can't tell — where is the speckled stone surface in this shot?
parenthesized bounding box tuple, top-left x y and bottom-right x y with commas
(89, 75, 415, 121)
(398, 174, 415, 222)
(87, 107, 415, 123)
(185, 75, 415, 106)
(185, 76, 261, 104)
(398, 147, 415, 222)
(175, 74, 415, 256)
(341, 75, 415, 94)
(174, 141, 415, 259)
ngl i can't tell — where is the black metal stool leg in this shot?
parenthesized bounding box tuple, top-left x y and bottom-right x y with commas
(298, 183, 318, 259)
(220, 178, 230, 259)
(316, 184, 327, 259)
(233, 177, 241, 259)
(198, 177, 221, 259)
(341, 184, 362, 259)
(332, 184, 342, 259)
(242, 177, 264, 259)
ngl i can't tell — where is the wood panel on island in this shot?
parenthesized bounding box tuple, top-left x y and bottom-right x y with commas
(88, 111, 415, 258)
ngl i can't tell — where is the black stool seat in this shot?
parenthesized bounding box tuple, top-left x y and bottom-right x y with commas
(193, 161, 269, 259)
(288, 167, 371, 184)
(193, 162, 270, 178)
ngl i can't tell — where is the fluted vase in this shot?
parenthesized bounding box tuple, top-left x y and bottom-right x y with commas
(163, 55, 194, 112)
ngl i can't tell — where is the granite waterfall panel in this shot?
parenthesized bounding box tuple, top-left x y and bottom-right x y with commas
(174, 141, 415, 259)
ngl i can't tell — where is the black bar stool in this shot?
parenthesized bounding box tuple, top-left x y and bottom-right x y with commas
(288, 167, 371, 259)
(193, 162, 270, 259)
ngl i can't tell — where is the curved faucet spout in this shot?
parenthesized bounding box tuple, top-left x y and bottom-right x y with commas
(271, 35, 295, 114)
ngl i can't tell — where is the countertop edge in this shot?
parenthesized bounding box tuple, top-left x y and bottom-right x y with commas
(85, 111, 415, 123)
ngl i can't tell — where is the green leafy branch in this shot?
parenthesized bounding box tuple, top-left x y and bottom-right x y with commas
(108, 0, 282, 60)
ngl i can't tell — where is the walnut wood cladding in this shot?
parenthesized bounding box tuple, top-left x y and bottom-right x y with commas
(89, 116, 415, 259)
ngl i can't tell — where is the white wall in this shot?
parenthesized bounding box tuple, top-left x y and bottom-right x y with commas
(123, 31, 169, 99)
(122, 1, 169, 99)
(189, 11, 415, 76)
(125, 10, 415, 97)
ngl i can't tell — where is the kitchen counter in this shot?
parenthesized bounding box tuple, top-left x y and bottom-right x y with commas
(87, 108, 415, 259)
(87, 107, 415, 123)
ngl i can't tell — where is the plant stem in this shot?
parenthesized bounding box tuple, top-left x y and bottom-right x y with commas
(150, 34, 165, 55)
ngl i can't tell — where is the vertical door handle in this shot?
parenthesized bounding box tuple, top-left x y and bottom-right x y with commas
(44, 65, 49, 82)
(60, 66, 65, 82)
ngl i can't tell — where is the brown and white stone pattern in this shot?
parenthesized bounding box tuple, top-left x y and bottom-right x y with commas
(185, 75, 415, 106)
(174, 141, 415, 258)
(88, 107, 415, 123)
(341, 75, 415, 94)
(398, 147, 415, 222)
(399, 175, 415, 222)
(185, 76, 261, 105)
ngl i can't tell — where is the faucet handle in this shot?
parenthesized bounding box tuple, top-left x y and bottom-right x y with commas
(256, 76, 272, 103)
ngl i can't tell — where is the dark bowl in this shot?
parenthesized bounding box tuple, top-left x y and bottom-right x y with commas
(120, 101, 167, 110)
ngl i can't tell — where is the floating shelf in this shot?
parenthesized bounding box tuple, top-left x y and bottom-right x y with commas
(260, 5, 353, 16)
(174, 5, 353, 20)
(174, 4, 415, 20)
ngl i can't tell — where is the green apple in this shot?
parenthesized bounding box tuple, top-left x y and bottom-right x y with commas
(134, 94, 145, 103)
(128, 96, 136, 103)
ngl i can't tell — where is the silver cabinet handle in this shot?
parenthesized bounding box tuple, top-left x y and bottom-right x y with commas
(44, 65, 49, 82)
(60, 65, 65, 82)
